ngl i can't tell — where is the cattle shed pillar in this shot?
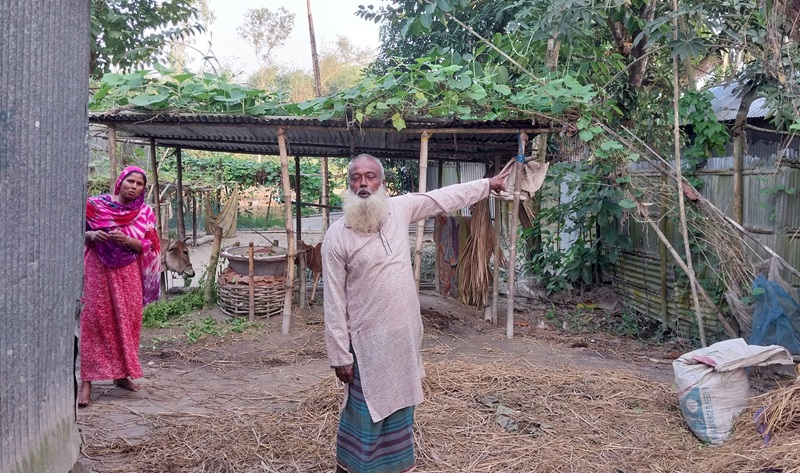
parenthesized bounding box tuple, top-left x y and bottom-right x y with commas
(0, 1, 88, 473)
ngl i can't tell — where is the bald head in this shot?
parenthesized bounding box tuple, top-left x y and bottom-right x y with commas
(348, 154, 386, 198)
(348, 154, 385, 180)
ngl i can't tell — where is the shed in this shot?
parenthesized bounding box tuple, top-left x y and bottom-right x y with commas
(90, 111, 556, 336)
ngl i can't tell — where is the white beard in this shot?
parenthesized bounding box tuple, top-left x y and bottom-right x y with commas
(342, 186, 389, 233)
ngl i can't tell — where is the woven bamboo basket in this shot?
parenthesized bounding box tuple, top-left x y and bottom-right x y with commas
(217, 268, 286, 318)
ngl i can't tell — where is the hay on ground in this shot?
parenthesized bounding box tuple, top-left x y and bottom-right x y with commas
(84, 360, 707, 473)
(696, 380, 800, 473)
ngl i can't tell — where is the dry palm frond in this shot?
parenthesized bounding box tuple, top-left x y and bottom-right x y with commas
(458, 199, 505, 307)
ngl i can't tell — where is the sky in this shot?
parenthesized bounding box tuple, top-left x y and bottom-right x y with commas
(198, 0, 382, 77)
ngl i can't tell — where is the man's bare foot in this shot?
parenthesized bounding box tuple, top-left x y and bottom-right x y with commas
(77, 382, 91, 407)
(113, 377, 140, 392)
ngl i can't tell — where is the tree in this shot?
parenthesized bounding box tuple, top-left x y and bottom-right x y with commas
(237, 7, 295, 89)
(272, 36, 373, 102)
(90, 0, 205, 78)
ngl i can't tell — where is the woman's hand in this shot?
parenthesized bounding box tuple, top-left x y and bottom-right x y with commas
(108, 229, 129, 246)
(86, 230, 109, 243)
(109, 230, 143, 253)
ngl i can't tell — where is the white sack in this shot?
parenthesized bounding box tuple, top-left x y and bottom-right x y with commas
(673, 338, 792, 444)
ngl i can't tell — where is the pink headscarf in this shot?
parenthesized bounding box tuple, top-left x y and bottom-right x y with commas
(86, 166, 161, 304)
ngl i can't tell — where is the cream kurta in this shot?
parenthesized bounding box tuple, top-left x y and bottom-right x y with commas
(323, 179, 490, 422)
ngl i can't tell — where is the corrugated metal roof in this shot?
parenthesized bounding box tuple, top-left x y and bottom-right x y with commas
(708, 83, 770, 121)
(90, 111, 552, 162)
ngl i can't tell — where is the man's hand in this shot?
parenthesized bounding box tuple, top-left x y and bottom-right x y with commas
(334, 364, 355, 384)
(488, 165, 513, 192)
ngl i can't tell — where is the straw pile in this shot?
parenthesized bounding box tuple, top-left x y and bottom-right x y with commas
(695, 380, 800, 473)
(84, 360, 705, 473)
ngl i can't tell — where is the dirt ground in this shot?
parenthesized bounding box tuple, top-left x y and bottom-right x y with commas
(81, 225, 781, 472)
(74, 278, 702, 469)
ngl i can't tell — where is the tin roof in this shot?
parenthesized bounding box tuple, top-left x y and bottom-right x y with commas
(90, 111, 555, 162)
(708, 83, 769, 121)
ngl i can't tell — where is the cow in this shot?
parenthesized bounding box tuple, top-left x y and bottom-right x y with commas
(159, 238, 196, 296)
(161, 238, 196, 277)
(298, 241, 323, 303)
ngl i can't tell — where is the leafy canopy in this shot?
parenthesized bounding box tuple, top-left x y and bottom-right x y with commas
(90, 0, 205, 78)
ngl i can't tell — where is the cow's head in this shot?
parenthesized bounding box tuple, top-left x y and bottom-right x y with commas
(162, 238, 195, 277)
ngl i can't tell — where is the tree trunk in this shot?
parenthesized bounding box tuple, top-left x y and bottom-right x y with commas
(733, 86, 758, 225)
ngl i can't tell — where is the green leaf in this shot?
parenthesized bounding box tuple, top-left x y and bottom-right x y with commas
(436, 0, 452, 12)
(420, 12, 431, 29)
(391, 112, 406, 131)
(618, 198, 637, 209)
(129, 94, 169, 106)
(318, 109, 336, 121)
(578, 130, 594, 141)
(493, 84, 512, 95)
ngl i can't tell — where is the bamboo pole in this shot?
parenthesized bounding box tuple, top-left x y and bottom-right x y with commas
(434, 160, 444, 294)
(306, 1, 329, 235)
(108, 125, 117, 193)
(266, 190, 273, 227)
(176, 147, 186, 240)
(659, 178, 670, 326)
(204, 226, 223, 308)
(192, 193, 197, 246)
(278, 127, 296, 334)
(295, 156, 303, 238)
(149, 139, 167, 299)
(149, 139, 162, 237)
(671, 0, 706, 346)
(322, 159, 330, 234)
(507, 133, 528, 339)
(491, 156, 502, 325)
(413, 130, 432, 292)
(248, 242, 255, 322)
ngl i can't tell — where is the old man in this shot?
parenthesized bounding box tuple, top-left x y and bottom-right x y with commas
(322, 154, 510, 473)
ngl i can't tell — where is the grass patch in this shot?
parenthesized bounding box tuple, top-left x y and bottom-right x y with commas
(143, 290, 205, 328)
(184, 316, 259, 343)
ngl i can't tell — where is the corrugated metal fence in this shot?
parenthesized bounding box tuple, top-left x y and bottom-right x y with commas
(611, 152, 800, 338)
(1, 1, 88, 472)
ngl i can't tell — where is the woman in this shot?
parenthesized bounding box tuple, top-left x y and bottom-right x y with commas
(78, 166, 161, 407)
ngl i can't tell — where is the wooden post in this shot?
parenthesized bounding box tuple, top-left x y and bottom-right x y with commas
(192, 193, 198, 246)
(507, 133, 528, 339)
(298, 243, 307, 308)
(295, 156, 303, 239)
(149, 139, 162, 241)
(204, 226, 223, 308)
(278, 127, 296, 334)
(108, 125, 117, 193)
(149, 139, 167, 299)
(248, 242, 255, 322)
(266, 190, 273, 227)
(491, 156, 502, 325)
(176, 147, 186, 240)
(322, 158, 330, 234)
(413, 130, 432, 292)
(434, 160, 443, 294)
